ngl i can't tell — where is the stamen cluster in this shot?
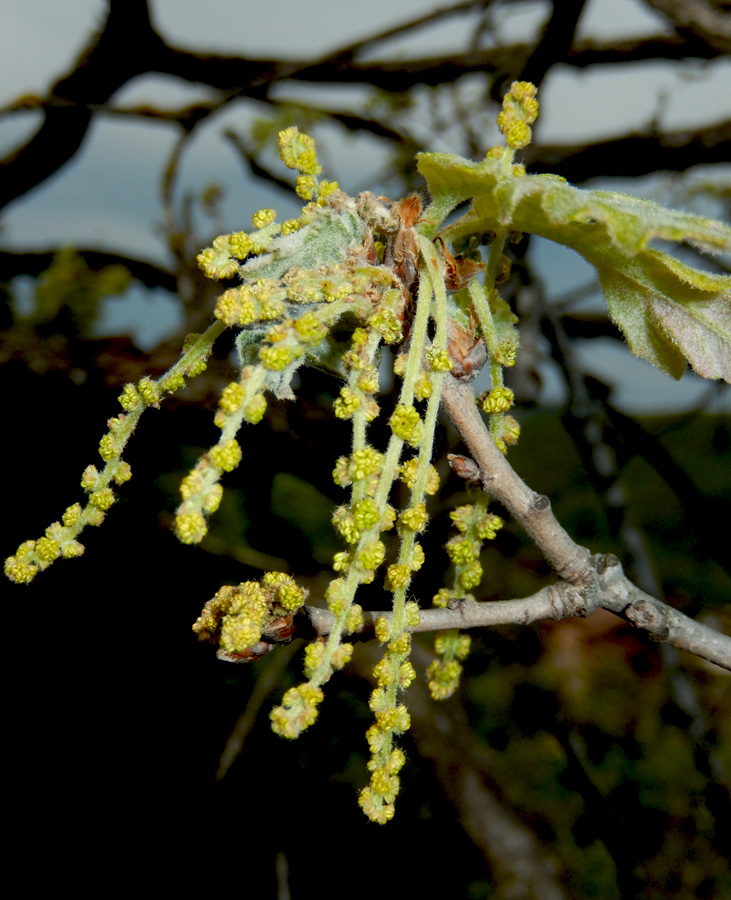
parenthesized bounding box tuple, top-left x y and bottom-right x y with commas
(428, 498, 504, 699)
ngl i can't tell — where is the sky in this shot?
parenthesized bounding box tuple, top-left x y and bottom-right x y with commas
(1, 0, 729, 411)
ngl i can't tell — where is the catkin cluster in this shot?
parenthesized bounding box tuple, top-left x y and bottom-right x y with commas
(6, 92, 542, 823)
(429, 498, 504, 699)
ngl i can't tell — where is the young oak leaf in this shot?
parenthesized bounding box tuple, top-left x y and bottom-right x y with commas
(417, 153, 731, 259)
(417, 153, 731, 383)
(596, 249, 731, 383)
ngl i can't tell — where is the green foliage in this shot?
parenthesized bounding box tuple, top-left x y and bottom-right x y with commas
(5, 83, 730, 824)
(14, 247, 131, 334)
(420, 153, 731, 381)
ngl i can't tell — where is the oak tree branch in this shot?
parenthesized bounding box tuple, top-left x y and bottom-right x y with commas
(223, 375, 729, 670)
(438, 374, 731, 670)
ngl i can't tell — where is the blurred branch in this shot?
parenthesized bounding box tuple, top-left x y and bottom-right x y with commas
(3, 32, 721, 111)
(215, 643, 297, 781)
(222, 130, 298, 196)
(3, 0, 729, 212)
(539, 306, 731, 578)
(513, 0, 589, 92)
(353, 640, 572, 900)
(259, 35, 727, 90)
(524, 119, 731, 180)
(0, 0, 166, 211)
(8, 93, 728, 188)
(0, 250, 177, 292)
(643, 0, 731, 54)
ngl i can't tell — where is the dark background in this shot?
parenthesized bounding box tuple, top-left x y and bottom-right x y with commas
(2, 2, 730, 897)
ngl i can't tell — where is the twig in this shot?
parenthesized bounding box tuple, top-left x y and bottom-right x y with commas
(289, 576, 730, 671)
(442, 375, 595, 582)
(439, 374, 731, 670)
(217, 376, 728, 670)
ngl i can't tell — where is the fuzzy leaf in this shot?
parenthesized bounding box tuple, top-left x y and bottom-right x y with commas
(418, 153, 731, 382)
(596, 250, 731, 382)
(240, 203, 364, 282)
(418, 153, 503, 213)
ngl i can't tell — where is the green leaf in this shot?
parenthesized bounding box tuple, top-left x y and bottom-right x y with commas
(417, 152, 731, 382)
(596, 250, 731, 382)
(417, 152, 503, 214)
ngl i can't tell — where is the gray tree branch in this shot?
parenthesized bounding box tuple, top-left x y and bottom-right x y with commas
(3, 0, 728, 211)
(438, 374, 731, 670)
(290, 574, 729, 672)
(238, 375, 730, 671)
(644, 0, 731, 54)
